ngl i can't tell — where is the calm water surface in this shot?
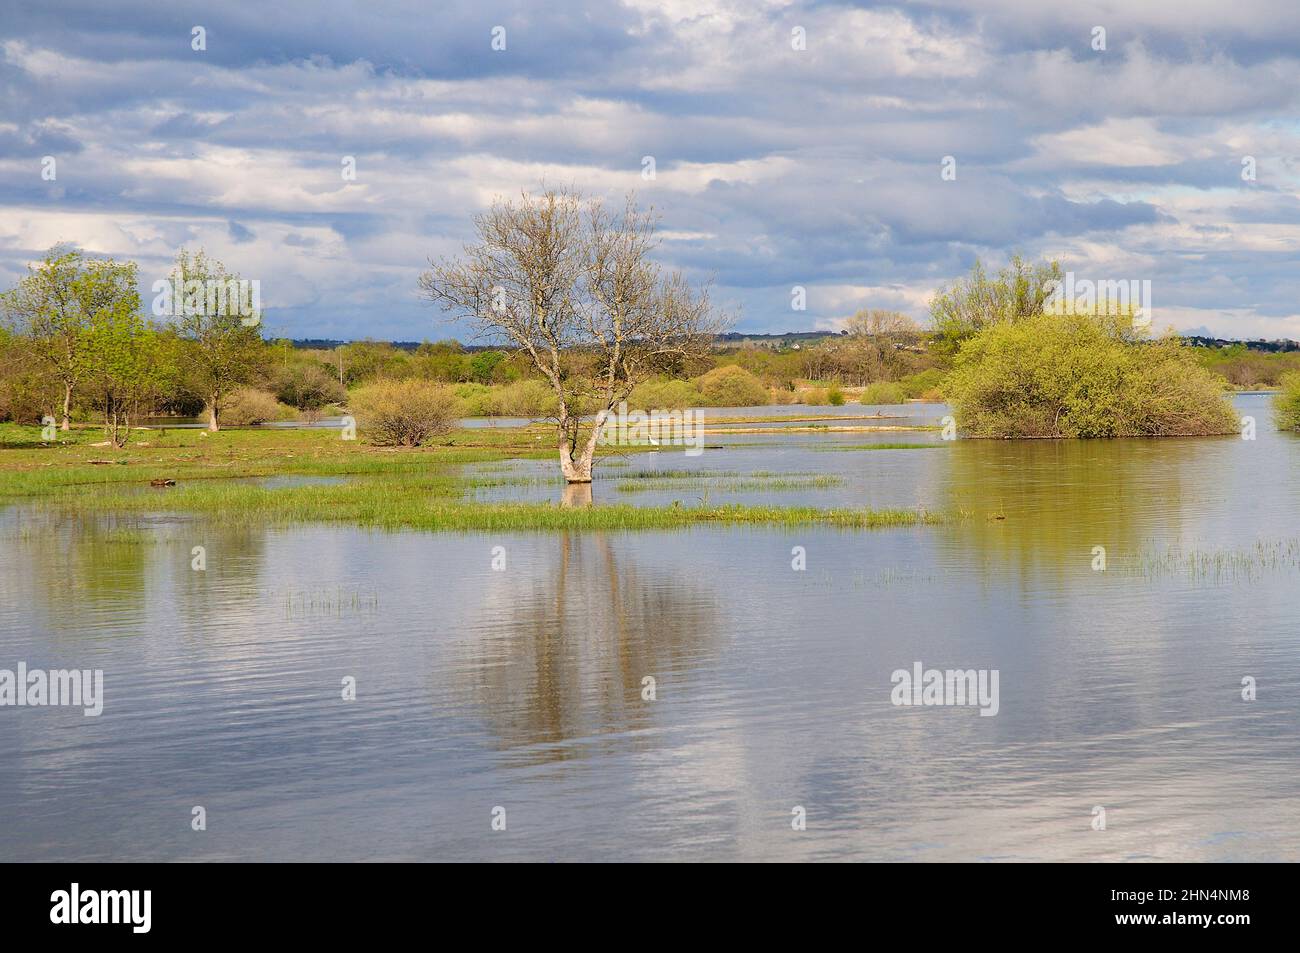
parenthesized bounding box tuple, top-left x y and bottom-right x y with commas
(1, 395, 1297, 861)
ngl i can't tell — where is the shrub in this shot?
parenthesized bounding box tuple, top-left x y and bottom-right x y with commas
(273, 362, 346, 410)
(694, 365, 770, 407)
(350, 379, 462, 446)
(452, 382, 494, 416)
(628, 377, 707, 410)
(491, 379, 559, 416)
(827, 385, 846, 405)
(0, 372, 52, 424)
(944, 313, 1237, 438)
(1273, 372, 1300, 431)
(860, 381, 905, 405)
(209, 387, 286, 426)
(898, 368, 944, 400)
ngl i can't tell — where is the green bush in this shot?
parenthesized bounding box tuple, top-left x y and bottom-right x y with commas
(351, 379, 462, 446)
(860, 381, 905, 405)
(452, 382, 494, 416)
(693, 365, 770, 407)
(944, 313, 1237, 438)
(827, 385, 846, 405)
(491, 379, 558, 416)
(898, 369, 944, 400)
(628, 377, 707, 410)
(1274, 372, 1300, 430)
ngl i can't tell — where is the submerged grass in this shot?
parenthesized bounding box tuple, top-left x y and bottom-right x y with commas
(1126, 538, 1300, 583)
(812, 442, 946, 452)
(1, 421, 941, 533)
(41, 477, 936, 532)
(615, 473, 842, 493)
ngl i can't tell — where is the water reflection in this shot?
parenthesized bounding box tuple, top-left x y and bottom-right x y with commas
(467, 533, 719, 761)
(938, 437, 1208, 578)
(1, 395, 1298, 861)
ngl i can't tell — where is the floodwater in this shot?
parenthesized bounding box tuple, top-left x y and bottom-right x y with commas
(1, 394, 1298, 861)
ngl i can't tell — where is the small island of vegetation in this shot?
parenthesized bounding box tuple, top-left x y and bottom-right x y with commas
(0, 186, 1293, 531)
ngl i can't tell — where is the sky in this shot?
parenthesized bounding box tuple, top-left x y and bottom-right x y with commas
(2, 0, 1298, 342)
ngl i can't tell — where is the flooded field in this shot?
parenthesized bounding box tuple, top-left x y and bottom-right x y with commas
(1, 395, 1298, 861)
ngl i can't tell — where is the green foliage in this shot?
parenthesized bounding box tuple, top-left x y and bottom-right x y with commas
(491, 379, 558, 416)
(897, 368, 944, 400)
(0, 328, 49, 423)
(167, 249, 266, 429)
(628, 377, 707, 409)
(944, 312, 1238, 438)
(452, 379, 557, 416)
(351, 379, 462, 446)
(1273, 372, 1300, 430)
(85, 304, 160, 446)
(827, 384, 846, 405)
(336, 340, 410, 386)
(930, 256, 1062, 357)
(860, 381, 905, 404)
(469, 349, 507, 384)
(694, 365, 770, 407)
(1, 246, 140, 427)
(1195, 345, 1300, 389)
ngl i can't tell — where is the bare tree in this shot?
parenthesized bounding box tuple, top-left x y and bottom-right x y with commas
(842, 308, 919, 383)
(420, 187, 726, 483)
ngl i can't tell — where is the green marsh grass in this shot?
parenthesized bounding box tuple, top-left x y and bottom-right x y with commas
(2, 422, 941, 533)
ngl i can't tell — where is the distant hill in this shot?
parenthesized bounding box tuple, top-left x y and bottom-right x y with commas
(284, 332, 1300, 352)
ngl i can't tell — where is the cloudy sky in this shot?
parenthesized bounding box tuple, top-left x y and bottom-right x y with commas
(2, 0, 1298, 341)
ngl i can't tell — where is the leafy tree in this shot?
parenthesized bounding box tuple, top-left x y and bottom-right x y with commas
(930, 256, 1062, 357)
(336, 340, 410, 386)
(469, 349, 507, 384)
(84, 307, 159, 448)
(1, 246, 139, 429)
(166, 250, 266, 430)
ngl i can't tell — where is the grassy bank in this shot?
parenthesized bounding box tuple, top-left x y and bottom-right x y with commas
(0, 423, 940, 533)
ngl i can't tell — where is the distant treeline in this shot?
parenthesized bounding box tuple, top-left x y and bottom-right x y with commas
(0, 243, 1293, 442)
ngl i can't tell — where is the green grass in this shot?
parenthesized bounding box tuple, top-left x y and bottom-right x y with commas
(1, 422, 941, 533)
(37, 478, 936, 531)
(812, 442, 946, 452)
(614, 471, 842, 493)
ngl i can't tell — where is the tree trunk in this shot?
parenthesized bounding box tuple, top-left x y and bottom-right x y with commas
(557, 408, 609, 483)
(558, 439, 592, 482)
(208, 396, 219, 432)
(61, 383, 71, 431)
